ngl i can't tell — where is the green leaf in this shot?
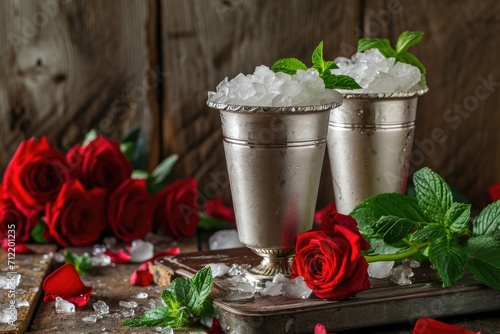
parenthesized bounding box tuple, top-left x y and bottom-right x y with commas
(131, 169, 150, 180)
(171, 277, 200, 315)
(192, 267, 213, 304)
(413, 167, 453, 223)
(357, 38, 396, 58)
(121, 127, 148, 170)
(445, 202, 471, 234)
(161, 289, 181, 311)
(120, 141, 134, 161)
(375, 215, 415, 243)
(395, 31, 423, 54)
(30, 220, 47, 243)
(427, 237, 466, 287)
(121, 306, 188, 328)
(324, 60, 338, 72)
(311, 41, 325, 73)
(396, 51, 426, 74)
(363, 237, 405, 255)
(198, 212, 235, 230)
(323, 73, 361, 90)
(151, 154, 179, 185)
(199, 299, 214, 328)
(82, 129, 98, 146)
(472, 200, 500, 237)
(411, 224, 446, 242)
(64, 251, 92, 275)
(464, 236, 500, 290)
(270, 58, 308, 75)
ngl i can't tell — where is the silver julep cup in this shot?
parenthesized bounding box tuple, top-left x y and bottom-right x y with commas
(208, 98, 342, 281)
(327, 89, 428, 214)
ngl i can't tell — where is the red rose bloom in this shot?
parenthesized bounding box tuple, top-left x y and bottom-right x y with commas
(204, 197, 236, 224)
(3, 136, 71, 214)
(107, 178, 154, 242)
(46, 180, 107, 247)
(154, 178, 199, 239)
(291, 212, 371, 300)
(0, 185, 39, 243)
(67, 135, 132, 190)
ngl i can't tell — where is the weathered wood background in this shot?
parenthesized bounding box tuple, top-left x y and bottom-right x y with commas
(1, 0, 499, 210)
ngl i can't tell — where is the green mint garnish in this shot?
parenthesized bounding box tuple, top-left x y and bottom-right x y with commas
(271, 41, 361, 90)
(358, 30, 426, 75)
(352, 167, 500, 290)
(122, 267, 214, 329)
(64, 250, 93, 275)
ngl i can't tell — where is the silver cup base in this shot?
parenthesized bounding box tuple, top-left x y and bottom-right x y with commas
(245, 247, 294, 283)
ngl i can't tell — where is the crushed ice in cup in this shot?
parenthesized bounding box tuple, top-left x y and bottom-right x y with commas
(208, 65, 342, 107)
(93, 300, 110, 315)
(0, 273, 21, 289)
(332, 49, 423, 93)
(368, 261, 395, 279)
(282, 277, 312, 299)
(119, 300, 138, 308)
(390, 264, 415, 285)
(82, 314, 98, 323)
(91, 254, 112, 267)
(209, 229, 244, 250)
(129, 240, 154, 263)
(55, 297, 75, 314)
(205, 263, 231, 277)
(133, 292, 148, 299)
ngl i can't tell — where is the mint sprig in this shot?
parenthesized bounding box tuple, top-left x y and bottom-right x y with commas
(271, 41, 361, 90)
(358, 30, 426, 75)
(352, 167, 500, 289)
(122, 267, 214, 329)
(64, 250, 93, 275)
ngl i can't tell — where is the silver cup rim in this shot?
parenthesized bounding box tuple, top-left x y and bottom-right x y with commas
(341, 87, 429, 99)
(206, 99, 343, 113)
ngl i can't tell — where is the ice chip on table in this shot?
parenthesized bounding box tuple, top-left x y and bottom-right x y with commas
(228, 263, 250, 276)
(403, 258, 421, 269)
(205, 263, 231, 277)
(129, 240, 154, 263)
(332, 48, 423, 93)
(207, 65, 341, 107)
(121, 309, 135, 318)
(156, 326, 174, 334)
(55, 297, 75, 314)
(119, 300, 138, 308)
(133, 292, 148, 299)
(272, 273, 290, 284)
(368, 261, 395, 279)
(209, 229, 244, 250)
(238, 281, 256, 294)
(260, 281, 283, 297)
(282, 276, 312, 299)
(91, 254, 112, 267)
(390, 264, 415, 285)
(0, 273, 21, 289)
(92, 244, 107, 256)
(0, 304, 17, 324)
(93, 300, 110, 315)
(82, 314, 98, 323)
(53, 252, 65, 263)
(15, 299, 29, 307)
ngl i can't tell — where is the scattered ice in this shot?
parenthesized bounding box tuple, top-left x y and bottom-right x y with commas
(82, 314, 98, 323)
(0, 304, 17, 324)
(282, 277, 312, 299)
(332, 49, 423, 93)
(55, 297, 75, 314)
(103, 236, 117, 247)
(129, 240, 154, 263)
(0, 273, 21, 289)
(93, 300, 109, 315)
(15, 299, 29, 307)
(209, 230, 244, 250)
(205, 263, 231, 277)
(238, 281, 256, 294)
(93, 244, 108, 256)
(121, 309, 134, 318)
(368, 261, 395, 279)
(228, 263, 249, 276)
(272, 273, 290, 284)
(133, 292, 148, 299)
(30, 287, 39, 293)
(223, 290, 255, 302)
(260, 281, 283, 297)
(54, 252, 65, 263)
(119, 300, 138, 308)
(208, 65, 342, 107)
(156, 326, 174, 334)
(390, 264, 415, 285)
(403, 258, 421, 268)
(91, 254, 112, 267)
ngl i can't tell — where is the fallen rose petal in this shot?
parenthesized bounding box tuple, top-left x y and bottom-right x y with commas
(2, 239, 33, 254)
(104, 248, 131, 264)
(43, 263, 92, 307)
(205, 316, 223, 334)
(314, 323, 328, 334)
(137, 247, 181, 271)
(130, 269, 154, 286)
(413, 318, 480, 334)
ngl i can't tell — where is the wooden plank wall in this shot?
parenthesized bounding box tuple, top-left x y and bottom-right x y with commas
(1, 0, 499, 210)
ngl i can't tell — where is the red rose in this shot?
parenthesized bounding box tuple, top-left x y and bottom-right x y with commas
(3, 136, 71, 214)
(314, 202, 337, 223)
(204, 197, 236, 224)
(154, 178, 199, 239)
(0, 185, 39, 243)
(107, 178, 154, 242)
(488, 183, 500, 203)
(290, 212, 371, 300)
(67, 135, 132, 190)
(46, 180, 107, 247)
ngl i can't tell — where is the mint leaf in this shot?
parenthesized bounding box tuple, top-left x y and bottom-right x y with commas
(465, 236, 500, 290)
(311, 41, 325, 73)
(445, 202, 471, 234)
(375, 215, 415, 243)
(151, 154, 179, 184)
(82, 129, 98, 146)
(413, 167, 453, 223)
(396, 51, 426, 74)
(171, 277, 199, 315)
(357, 38, 396, 57)
(64, 251, 92, 275)
(120, 141, 134, 161)
(472, 200, 500, 237)
(121, 306, 188, 328)
(411, 224, 446, 242)
(364, 237, 406, 255)
(192, 267, 213, 306)
(428, 237, 466, 287)
(161, 289, 181, 310)
(198, 212, 234, 230)
(31, 220, 47, 243)
(271, 58, 307, 75)
(199, 299, 214, 328)
(323, 73, 362, 90)
(395, 31, 423, 54)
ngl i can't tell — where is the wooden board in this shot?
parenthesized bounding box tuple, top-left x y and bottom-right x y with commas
(156, 247, 500, 334)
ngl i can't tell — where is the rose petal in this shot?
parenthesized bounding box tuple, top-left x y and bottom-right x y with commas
(413, 318, 480, 334)
(104, 249, 131, 264)
(314, 323, 328, 334)
(314, 202, 337, 223)
(42, 263, 93, 307)
(487, 183, 500, 202)
(2, 239, 33, 254)
(205, 316, 224, 334)
(130, 269, 154, 286)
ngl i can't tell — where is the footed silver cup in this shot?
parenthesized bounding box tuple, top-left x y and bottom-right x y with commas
(208, 99, 342, 281)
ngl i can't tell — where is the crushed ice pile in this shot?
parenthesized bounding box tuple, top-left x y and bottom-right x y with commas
(207, 65, 341, 107)
(332, 49, 424, 93)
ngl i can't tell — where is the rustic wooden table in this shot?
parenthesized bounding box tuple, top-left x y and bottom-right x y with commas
(1, 233, 500, 334)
